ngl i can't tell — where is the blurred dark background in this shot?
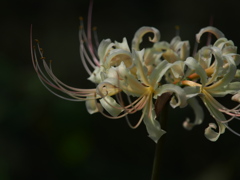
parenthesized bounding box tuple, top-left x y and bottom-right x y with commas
(1, 0, 240, 179)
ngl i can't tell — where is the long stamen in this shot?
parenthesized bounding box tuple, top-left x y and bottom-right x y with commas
(204, 91, 240, 124)
(86, 0, 100, 66)
(92, 26, 99, 48)
(126, 109, 145, 129)
(224, 124, 240, 137)
(31, 30, 98, 101)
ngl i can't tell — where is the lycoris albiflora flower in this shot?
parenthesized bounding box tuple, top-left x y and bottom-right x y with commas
(179, 26, 240, 141)
(31, 21, 190, 143)
(31, 11, 240, 143)
(97, 26, 190, 142)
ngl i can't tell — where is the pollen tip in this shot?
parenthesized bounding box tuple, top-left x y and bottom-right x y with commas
(92, 26, 97, 31)
(40, 57, 46, 60)
(79, 25, 83, 29)
(175, 25, 180, 36)
(34, 39, 39, 43)
(175, 25, 180, 30)
(79, 16, 83, 21)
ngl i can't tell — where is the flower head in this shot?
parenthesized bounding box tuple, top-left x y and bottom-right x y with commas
(181, 27, 240, 141)
(31, 11, 240, 143)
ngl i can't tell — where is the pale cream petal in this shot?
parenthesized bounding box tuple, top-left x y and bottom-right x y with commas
(207, 82, 240, 97)
(204, 122, 225, 142)
(88, 66, 105, 84)
(231, 93, 240, 103)
(116, 62, 147, 96)
(162, 49, 178, 63)
(194, 46, 212, 69)
(185, 57, 208, 86)
(149, 60, 172, 88)
(114, 37, 130, 51)
(132, 49, 149, 85)
(100, 96, 123, 117)
(206, 47, 224, 86)
(183, 97, 204, 130)
(170, 61, 185, 79)
(132, 26, 160, 50)
(213, 38, 232, 49)
(183, 86, 201, 99)
(86, 98, 100, 114)
(170, 36, 190, 60)
(202, 91, 227, 125)
(154, 84, 187, 108)
(153, 41, 170, 51)
(196, 26, 225, 43)
(98, 39, 114, 63)
(206, 55, 236, 90)
(142, 98, 165, 143)
(96, 81, 119, 97)
(105, 49, 133, 69)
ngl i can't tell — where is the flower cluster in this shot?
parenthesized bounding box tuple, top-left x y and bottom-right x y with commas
(31, 20, 240, 143)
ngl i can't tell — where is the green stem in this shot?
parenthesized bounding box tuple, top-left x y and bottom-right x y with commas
(151, 93, 171, 180)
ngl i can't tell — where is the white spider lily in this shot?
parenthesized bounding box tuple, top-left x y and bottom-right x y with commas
(181, 27, 240, 141)
(97, 48, 187, 143)
(31, 22, 188, 143)
(32, 8, 240, 145)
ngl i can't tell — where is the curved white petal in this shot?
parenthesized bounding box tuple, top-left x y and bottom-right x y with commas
(153, 41, 170, 50)
(206, 54, 237, 90)
(132, 26, 160, 51)
(196, 26, 225, 43)
(143, 98, 165, 143)
(132, 49, 149, 85)
(96, 81, 119, 97)
(204, 122, 225, 142)
(154, 84, 187, 108)
(116, 62, 147, 96)
(170, 61, 185, 79)
(194, 46, 212, 69)
(88, 66, 105, 84)
(185, 57, 208, 86)
(114, 37, 130, 51)
(86, 98, 100, 114)
(162, 49, 179, 63)
(100, 96, 123, 117)
(205, 47, 224, 85)
(207, 82, 240, 97)
(183, 86, 201, 99)
(170, 36, 190, 60)
(105, 49, 133, 69)
(98, 39, 114, 63)
(149, 60, 172, 88)
(183, 97, 204, 130)
(213, 38, 232, 49)
(232, 93, 240, 103)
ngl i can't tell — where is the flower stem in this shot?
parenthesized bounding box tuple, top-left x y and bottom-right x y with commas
(151, 93, 171, 180)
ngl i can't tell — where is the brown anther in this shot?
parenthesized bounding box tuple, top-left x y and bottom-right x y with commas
(175, 25, 180, 30)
